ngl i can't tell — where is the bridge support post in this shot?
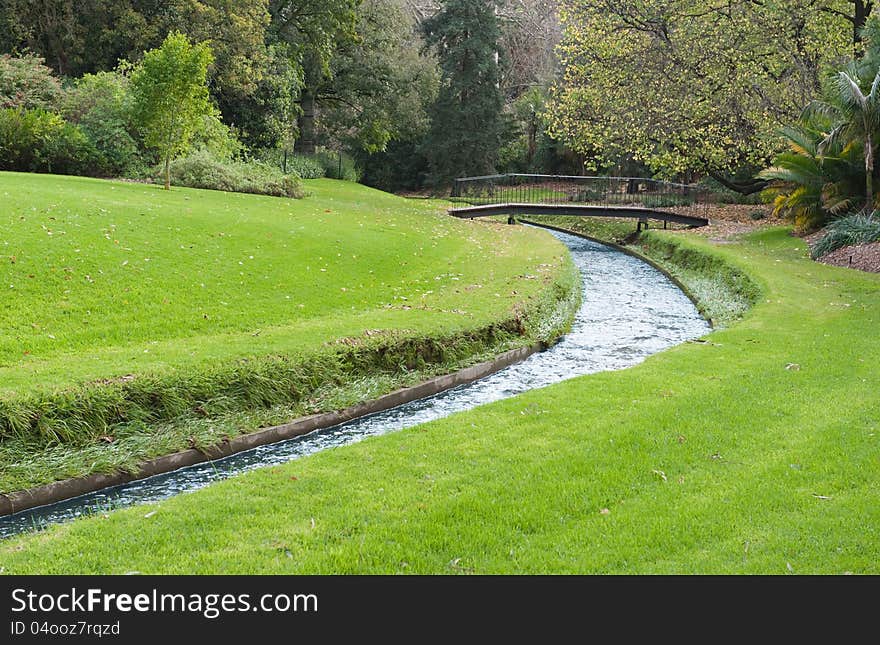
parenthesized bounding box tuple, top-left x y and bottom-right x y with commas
(637, 218, 649, 232)
(507, 216, 516, 225)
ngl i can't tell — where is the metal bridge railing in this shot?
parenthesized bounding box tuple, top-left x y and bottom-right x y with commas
(450, 174, 712, 221)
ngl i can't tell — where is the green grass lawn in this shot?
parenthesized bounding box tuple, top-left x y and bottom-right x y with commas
(0, 172, 569, 390)
(2, 225, 877, 574)
(0, 172, 576, 491)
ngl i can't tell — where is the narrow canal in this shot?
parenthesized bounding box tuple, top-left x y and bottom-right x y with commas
(0, 226, 711, 539)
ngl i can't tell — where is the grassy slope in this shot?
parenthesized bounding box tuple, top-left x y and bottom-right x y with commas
(0, 173, 566, 391)
(0, 173, 577, 491)
(2, 227, 878, 574)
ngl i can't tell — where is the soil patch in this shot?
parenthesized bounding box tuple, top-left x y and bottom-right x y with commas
(816, 241, 880, 273)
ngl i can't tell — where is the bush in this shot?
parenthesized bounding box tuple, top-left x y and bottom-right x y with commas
(62, 70, 149, 178)
(254, 148, 326, 179)
(641, 194, 695, 208)
(0, 107, 102, 175)
(0, 54, 62, 110)
(284, 154, 325, 179)
(810, 211, 880, 259)
(315, 150, 361, 181)
(191, 112, 244, 161)
(162, 150, 304, 198)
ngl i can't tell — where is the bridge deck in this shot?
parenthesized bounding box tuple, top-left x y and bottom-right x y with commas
(448, 203, 709, 228)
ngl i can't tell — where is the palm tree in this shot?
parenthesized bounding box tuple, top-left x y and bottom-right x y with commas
(809, 62, 880, 211)
(760, 120, 863, 231)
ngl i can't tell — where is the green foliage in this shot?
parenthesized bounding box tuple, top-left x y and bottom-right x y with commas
(809, 211, 880, 259)
(497, 88, 582, 175)
(314, 149, 361, 181)
(191, 113, 245, 161)
(217, 43, 303, 151)
(62, 69, 149, 177)
(287, 154, 325, 179)
(422, 0, 507, 186)
(0, 107, 101, 175)
(255, 148, 327, 179)
(0, 54, 62, 110)
(356, 139, 431, 192)
(547, 1, 858, 180)
(316, 0, 439, 155)
(130, 32, 215, 190)
(759, 121, 863, 231)
(255, 148, 327, 178)
(162, 150, 303, 198)
(759, 18, 880, 231)
(286, 154, 325, 179)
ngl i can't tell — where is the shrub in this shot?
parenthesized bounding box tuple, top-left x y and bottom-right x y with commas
(162, 150, 303, 198)
(62, 70, 149, 178)
(284, 154, 326, 179)
(641, 194, 695, 208)
(254, 148, 326, 179)
(0, 54, 62, 110)
(0, 107, 102, 175)
(315, 149, 361, 181)
(809, 211, 880, 259)
(191, 113, 244, 161)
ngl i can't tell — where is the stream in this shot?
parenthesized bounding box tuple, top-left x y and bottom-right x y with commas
(0, 226, 711, 539)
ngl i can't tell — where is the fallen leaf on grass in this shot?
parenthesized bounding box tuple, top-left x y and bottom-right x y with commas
(811, 493, 833, 500)
(652, 469, 667, 482)
(143, 511, 157, 519)
(785, 363, 801, 371)
(599, 508, 610, 515)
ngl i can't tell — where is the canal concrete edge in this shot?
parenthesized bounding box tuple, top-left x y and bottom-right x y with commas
(0, 342, 545, 518)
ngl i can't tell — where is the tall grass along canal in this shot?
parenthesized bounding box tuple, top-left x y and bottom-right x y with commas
(0, 227, 710, 538)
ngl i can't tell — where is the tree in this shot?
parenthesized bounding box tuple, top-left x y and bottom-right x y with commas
(0, 54, 62, 110)
(759, 119, 864, 231)
(270, 0, 361, 154)
(318, 0, 439, 155)
(813, 63, 880, 208)
(130, 32, 214, 190)
(546, 0, 865, 189)
(422, 0, 506, 185)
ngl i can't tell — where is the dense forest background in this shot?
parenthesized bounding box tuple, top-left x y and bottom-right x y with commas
(0, 1, 873, 197)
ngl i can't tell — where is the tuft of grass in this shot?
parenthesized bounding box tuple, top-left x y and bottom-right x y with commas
(810, 211, 880, 259)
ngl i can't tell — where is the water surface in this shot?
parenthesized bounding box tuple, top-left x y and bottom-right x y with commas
(0, 227, 710, 539)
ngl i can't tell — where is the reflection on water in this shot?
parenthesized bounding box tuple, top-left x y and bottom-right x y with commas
(0, 228, 710, 539)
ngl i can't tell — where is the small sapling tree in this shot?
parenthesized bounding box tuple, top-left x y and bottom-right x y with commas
(131, 31, 214, 190)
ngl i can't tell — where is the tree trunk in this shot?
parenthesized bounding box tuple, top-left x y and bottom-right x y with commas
(164, 154, 171, 191)
(526, 116, 537, 168)
(854, 1, 873, 45)
(295, 85, 317, 155)
(866, 134, 874, 211)
(708, 171, 769, 195)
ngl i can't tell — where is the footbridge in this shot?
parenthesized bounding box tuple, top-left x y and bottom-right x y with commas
(449, 174, 711, 230)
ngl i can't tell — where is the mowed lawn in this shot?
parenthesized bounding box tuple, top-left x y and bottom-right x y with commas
(2, 227, 877, 574)
(0, 172, 575, 493)
(0, 172, 568, 392)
